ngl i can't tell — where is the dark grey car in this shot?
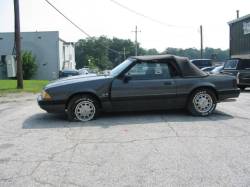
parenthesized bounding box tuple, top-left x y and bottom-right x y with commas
(38, 55, 240, 122)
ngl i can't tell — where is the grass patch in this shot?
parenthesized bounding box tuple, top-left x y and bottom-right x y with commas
(0, 80, 49, 94)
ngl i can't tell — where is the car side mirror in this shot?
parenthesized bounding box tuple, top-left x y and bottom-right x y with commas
(123, 75, 132, 83)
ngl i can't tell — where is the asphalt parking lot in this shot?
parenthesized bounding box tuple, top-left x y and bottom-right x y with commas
(0, 91, 250, 186)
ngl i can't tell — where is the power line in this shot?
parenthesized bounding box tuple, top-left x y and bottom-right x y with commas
(44, 0, 121, 55)
(109, 0, 195, 29)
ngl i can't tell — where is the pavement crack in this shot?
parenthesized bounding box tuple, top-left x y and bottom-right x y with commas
(207, 116, 250, 135)
(65, 181, 84, 187)
(60, 142, 79, 185)
(234, 115, 250, 121)
(0, 160, 44, 182)
(48, 143, 80, 160)
(161, 115, 180, 137)
(60, 127, 82, 186)
(68, 134, 250, 144)
(30, 161, 43, 176)
(33, 177, 56, 187)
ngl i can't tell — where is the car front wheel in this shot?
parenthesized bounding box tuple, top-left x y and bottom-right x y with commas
(187, 89, 217, 116)
(67, 95, 99, 122)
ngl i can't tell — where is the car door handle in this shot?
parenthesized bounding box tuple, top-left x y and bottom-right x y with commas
(164, 81, 173, 85)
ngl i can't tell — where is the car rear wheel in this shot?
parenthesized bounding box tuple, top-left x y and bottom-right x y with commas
(187, 89, 217, 116)
(67, 95, 100, 122)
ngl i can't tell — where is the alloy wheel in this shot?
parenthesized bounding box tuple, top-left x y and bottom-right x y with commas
(193, 92, 213, 113)
(74, 100, 96, 121)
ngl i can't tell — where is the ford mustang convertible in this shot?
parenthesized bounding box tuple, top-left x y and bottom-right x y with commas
(38, 55, 240, 122)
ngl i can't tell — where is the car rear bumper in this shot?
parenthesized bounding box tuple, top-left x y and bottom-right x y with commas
(218, 88, 240, 101)
(37, 95, 65, 113)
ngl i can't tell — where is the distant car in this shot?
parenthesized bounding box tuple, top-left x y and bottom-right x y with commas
(78, 68, 89, 75)
(201, 66, 215, 72)
(59, 69, 79, 78)
(210, 66, 223, 74)
(38, 55, 240, 122)
(78, 68, 97, 76)
(222, 59, 250, 90)
(102, 70, 111, 75)
(190, 59, 212, 69)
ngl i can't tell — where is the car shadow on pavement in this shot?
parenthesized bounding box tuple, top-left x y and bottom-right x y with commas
(22, 109, 234, 129)
(241, 88, 250, 93)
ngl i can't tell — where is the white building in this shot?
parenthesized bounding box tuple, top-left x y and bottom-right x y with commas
(0, 31, 75, 80)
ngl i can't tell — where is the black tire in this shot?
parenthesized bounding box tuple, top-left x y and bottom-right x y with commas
(67, 95, 100, 122)
(238, 86, 246, 91)
(187, 89, 217, 116)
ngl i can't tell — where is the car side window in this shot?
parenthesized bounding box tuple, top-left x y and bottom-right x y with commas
(224, 60, 238, 69)
(126, 61, 171, 80)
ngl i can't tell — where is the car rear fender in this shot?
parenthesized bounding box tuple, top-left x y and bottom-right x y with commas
(187, 84, 218, 105)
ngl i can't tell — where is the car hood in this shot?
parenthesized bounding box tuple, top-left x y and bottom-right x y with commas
(45, 74, 112, 89)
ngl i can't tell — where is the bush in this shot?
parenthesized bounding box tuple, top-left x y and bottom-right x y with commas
(21, 51, 37, 79)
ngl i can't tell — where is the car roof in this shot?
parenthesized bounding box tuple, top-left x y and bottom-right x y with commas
(131, 54, 188, 61)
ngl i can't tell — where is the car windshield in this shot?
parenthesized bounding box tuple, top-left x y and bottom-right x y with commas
(110, 59, 134, 76)
(224, 59, 238, 69)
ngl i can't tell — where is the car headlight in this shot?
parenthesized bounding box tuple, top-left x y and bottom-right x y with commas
(41, 90, 52, 101)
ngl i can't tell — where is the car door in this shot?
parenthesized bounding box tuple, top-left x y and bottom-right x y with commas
(110, 60, 177, 111)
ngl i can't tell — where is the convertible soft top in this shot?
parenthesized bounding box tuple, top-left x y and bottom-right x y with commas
(131, 55, 207, 77)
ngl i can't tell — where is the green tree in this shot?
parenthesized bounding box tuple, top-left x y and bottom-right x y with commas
(163, 47, 200, 59)
(75, 36, 229, 71)
(108, 37, 135, 66)
(146, 48, 159, 55)
(204, 47, 229, 61)
(163, 47, 229, 61)
(21, 51, 37, 79)
(75, 36, 114, 70)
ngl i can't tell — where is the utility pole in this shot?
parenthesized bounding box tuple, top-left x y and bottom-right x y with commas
(132, 25, 141, 56)
(236, 10, 239, 18)
(123, 47, 126, 60)
(14, 0, 23, 89)
(200, 25, 203, 59)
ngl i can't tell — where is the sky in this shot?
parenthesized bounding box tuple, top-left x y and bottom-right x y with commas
(0, 0, 249, 52)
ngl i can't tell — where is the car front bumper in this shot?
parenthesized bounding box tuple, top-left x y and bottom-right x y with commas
(37, 95, 65, 113)
(218, 88, 240, 102)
